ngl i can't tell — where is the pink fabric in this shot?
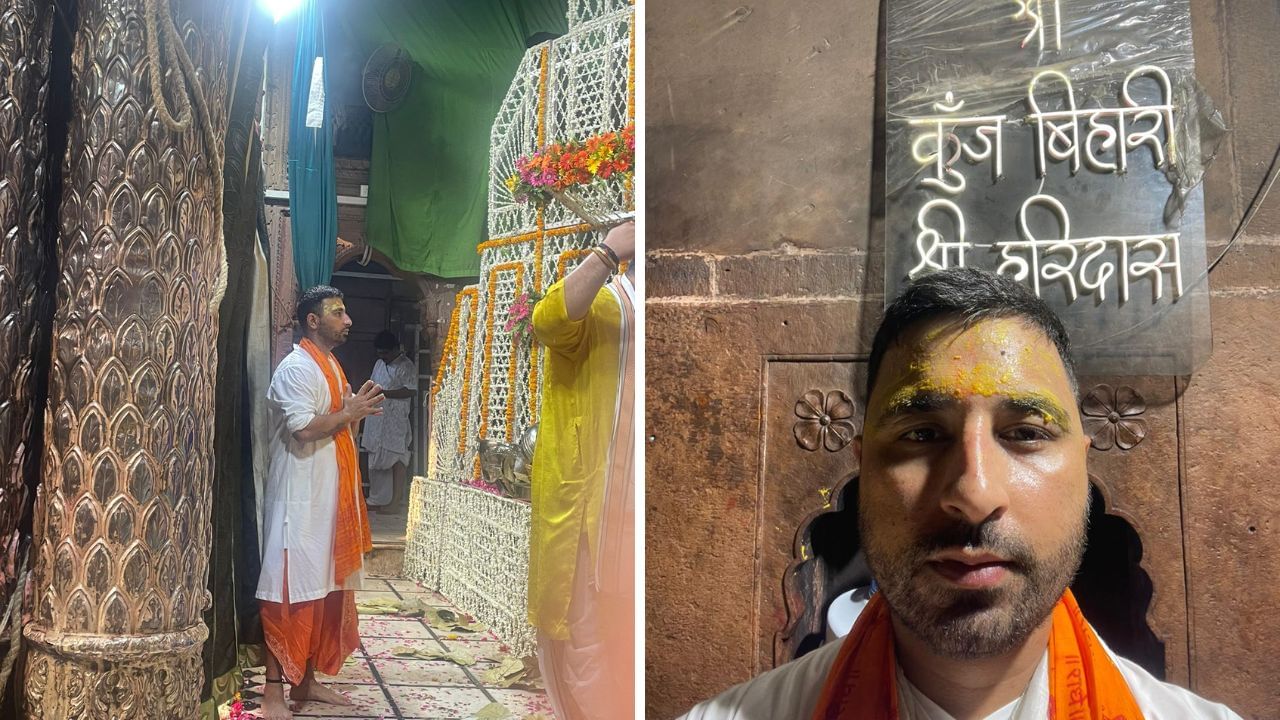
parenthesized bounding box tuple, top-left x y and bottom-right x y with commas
(538, 275, 635, 719)
(538, 543, 634, 720)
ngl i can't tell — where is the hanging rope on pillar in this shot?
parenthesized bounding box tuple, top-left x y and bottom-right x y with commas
(144, 0, 229, 311)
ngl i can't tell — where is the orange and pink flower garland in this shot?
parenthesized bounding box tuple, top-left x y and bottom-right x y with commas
(506, 124, 635, 206)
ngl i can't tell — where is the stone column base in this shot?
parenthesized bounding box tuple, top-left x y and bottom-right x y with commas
(22, 623, 208, 718)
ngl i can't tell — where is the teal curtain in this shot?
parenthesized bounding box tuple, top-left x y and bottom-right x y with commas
(288, 0, 337, 290)
(342, 0, 568, 279)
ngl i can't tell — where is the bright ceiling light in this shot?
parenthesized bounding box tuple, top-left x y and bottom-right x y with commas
(259, 0, 303, 23)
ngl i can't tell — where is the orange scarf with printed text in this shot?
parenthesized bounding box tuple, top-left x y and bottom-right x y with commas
(300, 337, 371, 583)
(811, 590, 1144, 720)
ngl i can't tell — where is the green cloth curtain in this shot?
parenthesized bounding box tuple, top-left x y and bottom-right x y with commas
(343, 0, 568, 278)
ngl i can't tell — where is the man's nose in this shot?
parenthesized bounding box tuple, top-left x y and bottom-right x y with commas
(937, 420, 1010, 526)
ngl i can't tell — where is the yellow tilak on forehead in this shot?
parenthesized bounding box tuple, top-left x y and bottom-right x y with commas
(883, 336, 1070, 427)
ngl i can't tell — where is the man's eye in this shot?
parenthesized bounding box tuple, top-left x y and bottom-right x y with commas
(1004, 425, 1052, 443)
(901, 427, 941, 442)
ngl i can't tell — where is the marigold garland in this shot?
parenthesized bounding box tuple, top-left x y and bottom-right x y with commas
(432, 299, 465, 397)
(476, 221, 597, 253)
(557, 247, 595, 279)
(627, 13, 635, 123)
(625, 16, 636, 205)
(478, 262, 527, 454)
(454, 288, 479, 457)
(537, 46, 549, 148)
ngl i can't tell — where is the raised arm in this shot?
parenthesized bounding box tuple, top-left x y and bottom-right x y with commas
(563, 221, 634, 320)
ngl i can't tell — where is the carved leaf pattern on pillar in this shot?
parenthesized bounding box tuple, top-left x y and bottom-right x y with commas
(0, 0, 53, 612)
(23, 0, 233, 716)
(1082, 384, 1148, 451)
(793, 389, 858, 452)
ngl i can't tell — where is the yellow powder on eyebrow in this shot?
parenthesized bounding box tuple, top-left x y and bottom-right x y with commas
(884, 355, 1068, 427)
(885, 321, 1069, 427)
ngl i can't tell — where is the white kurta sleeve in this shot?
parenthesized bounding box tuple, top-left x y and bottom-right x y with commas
(269, 361, 327, 433)
(397, 357, 418, 391)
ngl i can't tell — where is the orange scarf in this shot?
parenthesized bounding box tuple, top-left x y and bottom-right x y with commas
(300, 337, 372, 584)
(811, 590, 1144, 720)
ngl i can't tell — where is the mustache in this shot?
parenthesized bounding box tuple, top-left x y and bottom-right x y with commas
(914, 521, 1036, 569)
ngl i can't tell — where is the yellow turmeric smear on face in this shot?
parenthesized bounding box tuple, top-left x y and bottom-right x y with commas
(887, 352, 1066, 427)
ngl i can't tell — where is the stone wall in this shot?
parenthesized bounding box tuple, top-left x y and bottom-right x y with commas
(644, 0, 1280, 718)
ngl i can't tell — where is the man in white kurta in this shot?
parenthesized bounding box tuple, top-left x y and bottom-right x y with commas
(679, 633, 1241, 720)
(255, 286, 383, 720)
(360, 331, 416, 510)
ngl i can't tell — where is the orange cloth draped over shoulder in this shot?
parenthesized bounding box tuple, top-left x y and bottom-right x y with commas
(299, 336, 373, 579)
(259, 337, 372, 684)
(811, 590, 1145, 720)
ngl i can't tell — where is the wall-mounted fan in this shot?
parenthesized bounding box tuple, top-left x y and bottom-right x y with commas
(362, 44, 412, 112)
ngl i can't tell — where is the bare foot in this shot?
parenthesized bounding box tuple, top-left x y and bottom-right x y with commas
(261, 683, 294, 719)
(290, 679, 352, 706)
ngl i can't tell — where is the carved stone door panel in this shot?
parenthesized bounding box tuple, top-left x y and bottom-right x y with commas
(1074, 375, 1188, 685)
(758, 358, 865, 672)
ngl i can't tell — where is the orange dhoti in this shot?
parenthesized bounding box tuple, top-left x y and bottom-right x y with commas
(259, 554, 361, 684)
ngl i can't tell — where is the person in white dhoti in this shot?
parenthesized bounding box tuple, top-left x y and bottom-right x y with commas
(360, 331, 416, 512)
(680, 269, 1240, 720)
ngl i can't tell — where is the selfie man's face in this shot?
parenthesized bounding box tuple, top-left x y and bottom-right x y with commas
(855, 317, 1091, 659)
(311, 297, 352, 347)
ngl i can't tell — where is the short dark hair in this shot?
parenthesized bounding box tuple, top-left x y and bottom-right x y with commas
(297, 285, 344, 327)
(375, 331, 399, 350)
(866, 268, 1077, 402)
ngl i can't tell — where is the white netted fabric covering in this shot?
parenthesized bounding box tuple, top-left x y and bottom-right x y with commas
(404, 0, 633, 657)
(463, 288, 489, 478)
(569, 0, 633, 29)
(487, 51, 542, 240)
(479, 4, 633, 445)
(488, 8, 634, 239)
(403, 477, 536, 658)
(429, 286, 479, 482)
(542, 228, 606, 293)
(542, 10, 634, 230)
(402, 475, 441, 582)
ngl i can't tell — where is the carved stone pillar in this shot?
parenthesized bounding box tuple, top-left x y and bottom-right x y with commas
(22, 1, 233, 716)
(0, 0, 53, 612)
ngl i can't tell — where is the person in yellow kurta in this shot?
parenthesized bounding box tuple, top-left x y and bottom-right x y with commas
(529, 220, 636, 720)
